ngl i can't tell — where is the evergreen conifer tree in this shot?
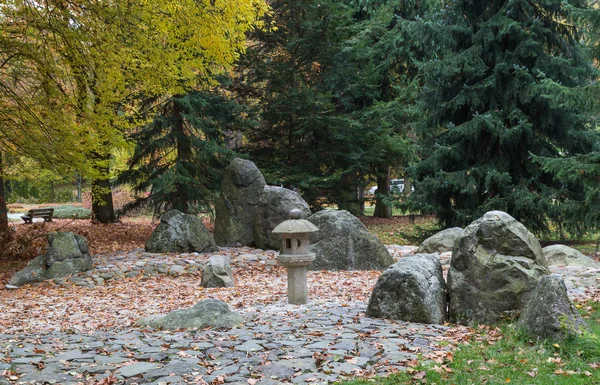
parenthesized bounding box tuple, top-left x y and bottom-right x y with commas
(532, 4, 600, 236)
(404, 0, 597, 233)
(236, 0, 357, 211)
(237, 0, 435, 215)
(118, 89, 242, 215)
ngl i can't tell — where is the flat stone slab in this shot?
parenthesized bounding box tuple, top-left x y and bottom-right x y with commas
(116, 362, 160, 378)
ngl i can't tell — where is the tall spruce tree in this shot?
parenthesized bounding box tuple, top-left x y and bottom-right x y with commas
(118, 89, 241, 215)
(237, 0, 435, 215)
(404, 0, 597, 233)
(236, 0, 358, 211)
(532, 4, 600, 236)
(330, 0, 438, 217)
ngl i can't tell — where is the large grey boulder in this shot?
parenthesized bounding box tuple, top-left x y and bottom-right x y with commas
(145, 210, 217, 253)
(308, 210, 393, 270)
(542, 245, 597, 267)
(417, 227, 463, 254)
(136, 299, 244, 330)
(518, 275, 591, 341)
(201, 255, 234, 288)
(448, 211, 549, 325)
(366, 254, 447, 324)
(254, 186, 311, 250)
(8, 232, 93, 287)
(214, 158, 266, 246)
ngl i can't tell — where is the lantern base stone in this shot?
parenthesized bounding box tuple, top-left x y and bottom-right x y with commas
(287, 265, 308, 304)
(277, 253, 315, 305)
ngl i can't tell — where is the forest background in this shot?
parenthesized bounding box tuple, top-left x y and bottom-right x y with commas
(2, 0, 600, 245)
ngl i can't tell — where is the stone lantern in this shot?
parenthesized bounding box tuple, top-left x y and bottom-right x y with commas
(272, 209, 319, 304)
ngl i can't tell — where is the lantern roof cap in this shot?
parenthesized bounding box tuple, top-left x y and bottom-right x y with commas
(272, 209, 319, 234)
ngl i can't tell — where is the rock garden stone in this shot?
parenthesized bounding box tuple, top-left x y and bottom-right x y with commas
(8, 232, 93, 287)
(542, 244, 597, 267)
(518, 274, 591, 341)
(145, 210, 217, 253)
(254, 185, 311, 250)
(448, 211, 549, 325)
(308, 210, 393, 270)
(366, 254, 447, 324)
(416, 227, 463, 253)
(214, 158, 266, 246)
(201, 255, 234, 288)
(136, 299, 244, 330)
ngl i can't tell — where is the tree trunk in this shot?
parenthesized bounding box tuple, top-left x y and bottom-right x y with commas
(76, 172, 83, 202)
(358, 185, 366, 215)
(91, 154, 116, 223)
(337, 174, 361, 216)
(50, 180, 55, 202)
(373, 166, 392, 218)
(404, 176, 412, 196)
(0, 152, 9, 238)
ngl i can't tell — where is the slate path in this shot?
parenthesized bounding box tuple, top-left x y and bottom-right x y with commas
(0, 301, 459, 384)
(1, 245, 597, 384)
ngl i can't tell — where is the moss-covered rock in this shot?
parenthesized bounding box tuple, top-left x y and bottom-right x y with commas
(145, 210, 217, 253)
(8, 232, 92, 287)
(448, 211, 549, 325)
(367, 254, 447, 324)
(542, 245, 597, 267)
(214, 158, 266, 246)
(518, 274, 591, 341)
(417, 227, 463, 254)
(308, 210, 393, 270)
(136, 299, 244, 330)
(254, 186, 311, 250)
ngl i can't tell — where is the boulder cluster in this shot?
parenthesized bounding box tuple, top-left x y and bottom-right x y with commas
(143, 158, 392, 271)
(367, 211, 593, 341)
(211, 158, 393, 271)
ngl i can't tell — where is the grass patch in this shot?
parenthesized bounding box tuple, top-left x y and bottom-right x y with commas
(340, 301, 600, 385)
(362, 205, 406, 217)
(362, 215, 438, 245)
(52, 205, 92, 219)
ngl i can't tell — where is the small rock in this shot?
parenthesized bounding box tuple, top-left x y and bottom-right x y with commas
(201, 256, 234, 288)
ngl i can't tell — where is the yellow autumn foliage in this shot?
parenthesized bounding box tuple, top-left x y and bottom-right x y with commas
(0, 0, 268, 174)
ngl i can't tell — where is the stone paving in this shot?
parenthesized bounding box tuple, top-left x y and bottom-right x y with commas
(0, 245, 598, 384)
(0, 300, 458, 385)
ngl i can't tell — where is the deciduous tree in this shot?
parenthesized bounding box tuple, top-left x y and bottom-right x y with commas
(0, 0, 268, 226)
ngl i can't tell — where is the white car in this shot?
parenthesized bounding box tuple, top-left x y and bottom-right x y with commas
(368, 179, 405, 195)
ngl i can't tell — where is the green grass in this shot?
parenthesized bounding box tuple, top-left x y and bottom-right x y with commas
(340, 301, 600, 385)
(362, 205, 406, 217)
(363, 215, 439, 245)
(52, 205, 92, 219)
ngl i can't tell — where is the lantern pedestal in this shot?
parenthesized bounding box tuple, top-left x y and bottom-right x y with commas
(271, 209, 319, 305)
(277, 254, 315, 305)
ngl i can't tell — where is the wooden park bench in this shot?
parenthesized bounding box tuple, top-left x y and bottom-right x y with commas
(21, 208, 54, 224)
